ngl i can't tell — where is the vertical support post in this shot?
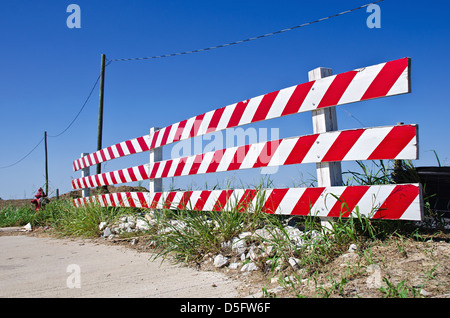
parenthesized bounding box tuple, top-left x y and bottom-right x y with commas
(81, 152, 91, 198)
(309, 67, 342, 228)
(44, 131, 48, 195)
(97, 53, 106, 176)
(149, 127, 163, 195)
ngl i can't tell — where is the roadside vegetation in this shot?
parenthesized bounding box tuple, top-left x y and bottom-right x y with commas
(1, 159, 448, 298)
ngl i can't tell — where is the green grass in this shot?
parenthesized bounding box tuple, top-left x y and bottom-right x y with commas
(0, 159, 447, 298)
(0, 205, 36, 227)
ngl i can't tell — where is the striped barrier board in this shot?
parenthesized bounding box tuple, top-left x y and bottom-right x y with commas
(73, 57, 411, 171)
(72, 57, 423, 221)
(73, 183, 423, 221)
(71, 124, 418, 190)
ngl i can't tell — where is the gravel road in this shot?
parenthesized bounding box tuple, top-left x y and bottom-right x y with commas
(0, 233, 240, 298)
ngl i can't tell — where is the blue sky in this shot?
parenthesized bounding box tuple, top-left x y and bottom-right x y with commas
(1, 0, 449, 199)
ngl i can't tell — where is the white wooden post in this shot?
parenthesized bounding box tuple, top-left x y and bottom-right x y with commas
(149, 127, 163, 194)
(81, 152, 90, 198)
(309, 67, 343, 228)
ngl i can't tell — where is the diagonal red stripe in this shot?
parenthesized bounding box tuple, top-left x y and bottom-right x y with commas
(125, 140, 136, 154)
(318, 71, 358, 108)
(190, 114, 205, 138)
(206, 149, 225, 173)
(149, 162, 161, 179)
(173, 120, 187, 142)
(206, 107, 225, 134)
(227, 144, 251, 171)
(150, 130, 160, 149)
(178, 191, 193, 210)
(137, 136, 149, 152)
(368, 125, 416, 160)
(160, 160, 172, 178)
(227, 100, 248, 128)
(291, 187, 325, 216)
(236, 189, 258, 212)
(261, 189, 289, 214)
(372, 185, 419, 220)
(138, 165, 148, 180)
(251, 91, 279, 123)
(213, 190, 233, 211)
(164, 192, 177, 209)
(137, 192, 149, 208)
(322, 129, 365, 162)
(253, 140, 281, 168)
(194, 191, 211, 211)
(150, 192, 162, 209)
(189, 154, 204, 175)
(361, 58, 409, 101)
(160, 127, 171, 146)
(284, 134, 320, 165)
(174, 158, 187, 176)
(327, 186, 370, 217)
(282, 81, 315, 116)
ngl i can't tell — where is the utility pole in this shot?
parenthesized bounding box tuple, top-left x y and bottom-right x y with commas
(97, 54, 106, 175)
(44, 131, 48, 195)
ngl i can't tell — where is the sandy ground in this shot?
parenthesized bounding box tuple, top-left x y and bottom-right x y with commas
(0, 233, 241, 298)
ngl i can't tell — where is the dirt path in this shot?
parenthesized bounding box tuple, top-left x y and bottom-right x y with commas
(0, 234, 241, 298)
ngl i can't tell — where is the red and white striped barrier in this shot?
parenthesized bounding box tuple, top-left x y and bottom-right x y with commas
(73, 192, 149, 209)
(149, 124, 417, 179)
(73, 183, 423, 221)
(73, 57, 410, 171)
(73, 135, 151, 172)
(71, 124, 417, 190)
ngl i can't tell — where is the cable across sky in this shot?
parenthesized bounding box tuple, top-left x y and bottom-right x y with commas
(108, 0, 384, 63)
(0, 0, 384, 170)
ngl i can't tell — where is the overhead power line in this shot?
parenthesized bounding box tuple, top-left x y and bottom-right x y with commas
(47, 71, 104, 138)
(0, 136, 44, 169)
(0, 67, 107, 169)
(0, 1, 383, 170)
(108, 0, 384, 63)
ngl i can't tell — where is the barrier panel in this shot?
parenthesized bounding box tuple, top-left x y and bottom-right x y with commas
(71, 57, 423, 221)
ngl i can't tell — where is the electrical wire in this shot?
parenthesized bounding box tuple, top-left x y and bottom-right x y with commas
(0, 1, 384, 169)
(108, 0, 384, 63)
(47, 73, 102, 138)
(0, 136, 45, 169)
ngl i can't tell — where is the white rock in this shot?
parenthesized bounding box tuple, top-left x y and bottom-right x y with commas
(103, 227, 112, 237)
(254, 228, 273, 240)
(232, 237, 247, 254)
(288, 257, 300, 269)
(241, 262, 258, 272)
(239, 232, 253, 240)
(221, 240, 231, 250)
(22, 223, 32, 232)
(99, 222, 107, 231)
(262, 245, 274, 257)
(136, 219, 150, 231)
(247, 246, 260, 260)
(228, 262, 241, 270)
(213, 254, 229, 268)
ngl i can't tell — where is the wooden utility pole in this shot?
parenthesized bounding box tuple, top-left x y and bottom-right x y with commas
(97, 54, 106, 175)
(44, 131, 48, 195)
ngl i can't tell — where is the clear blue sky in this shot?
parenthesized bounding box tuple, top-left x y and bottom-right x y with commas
(1, 0, 449, 199)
